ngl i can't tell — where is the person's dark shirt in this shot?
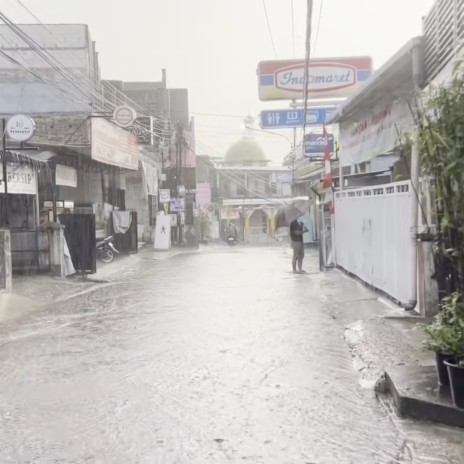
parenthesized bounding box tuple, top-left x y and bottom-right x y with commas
(290, 220, 304, 242)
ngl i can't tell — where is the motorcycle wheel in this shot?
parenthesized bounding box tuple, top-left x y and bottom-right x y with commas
(100, 249, 114, 263)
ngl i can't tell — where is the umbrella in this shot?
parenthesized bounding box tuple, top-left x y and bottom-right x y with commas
(274, 200, 308, 229)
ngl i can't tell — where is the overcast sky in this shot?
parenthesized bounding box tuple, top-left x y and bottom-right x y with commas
(3, 0, 435, 162)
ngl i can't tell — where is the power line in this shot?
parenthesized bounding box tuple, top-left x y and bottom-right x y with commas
(0, 12, 111, 111)
(302, 0, 314, 140)
(9, 1, 173, 125)
(313, 0, 324, 54)
(0, 47, 89, 107)
(190, 111, 246, 119)
(262, 0, 277, 57)
(291, 0, 296, 58)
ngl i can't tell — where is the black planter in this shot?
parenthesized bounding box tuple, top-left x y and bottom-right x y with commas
(444, 359, 464, 408)
(436, 352, 454, 386)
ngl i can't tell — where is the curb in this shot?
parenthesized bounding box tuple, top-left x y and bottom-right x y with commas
(385, 365, 464, 428)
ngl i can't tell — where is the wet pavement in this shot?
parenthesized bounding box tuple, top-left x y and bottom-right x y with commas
(0, 246, 463, 463)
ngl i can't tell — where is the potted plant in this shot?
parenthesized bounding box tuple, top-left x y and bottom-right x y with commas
(424, 293, 464, 403)
(424, 320, 456, 386)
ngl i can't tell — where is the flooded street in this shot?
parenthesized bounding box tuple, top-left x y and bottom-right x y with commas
(0, 247, 462, 463)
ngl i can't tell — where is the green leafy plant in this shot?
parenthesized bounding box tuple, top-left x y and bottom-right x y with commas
(416, 72, 464, 297)
(424, 292, 464, 363)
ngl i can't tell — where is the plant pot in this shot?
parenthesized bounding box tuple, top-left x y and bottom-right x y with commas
(436, 352, 454, 386)
(444, 359, 464, 408)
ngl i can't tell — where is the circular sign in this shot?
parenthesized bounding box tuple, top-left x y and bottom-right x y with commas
(113, 105, 137, 128)
(6, 114, 36, 142)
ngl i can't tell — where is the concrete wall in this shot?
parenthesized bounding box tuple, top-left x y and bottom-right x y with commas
(0, 230, 12, 292)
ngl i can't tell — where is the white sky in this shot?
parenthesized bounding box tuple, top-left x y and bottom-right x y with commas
(2, 0, 436, 162)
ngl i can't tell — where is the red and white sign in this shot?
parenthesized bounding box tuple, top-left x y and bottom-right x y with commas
(339, 98, 413, 167)
(258, 57, 372, 101)
(91, 118, 139, 170)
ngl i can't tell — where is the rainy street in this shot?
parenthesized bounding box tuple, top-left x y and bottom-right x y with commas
(0, 246, 463, 464)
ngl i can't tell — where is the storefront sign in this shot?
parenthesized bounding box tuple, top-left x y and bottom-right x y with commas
(91, 118, 139, 170)
(0, 163, 37, 194)
(170, 198, 185, 212)
(113, 105, 137, 128)
(258, 57, 373, 101)
(339, 99, 413, 166)
(6, 114, 36, 142)
(304, 133, 334, 160)
(56, 164, 77, 188)
(159, 189, 171, 203)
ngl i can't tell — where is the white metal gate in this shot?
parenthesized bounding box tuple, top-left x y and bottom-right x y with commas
(334, 181, 411, 304)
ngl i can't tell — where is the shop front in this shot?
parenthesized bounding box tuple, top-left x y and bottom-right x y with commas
(0, 158, 43, 272)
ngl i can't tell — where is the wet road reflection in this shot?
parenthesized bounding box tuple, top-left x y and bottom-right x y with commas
(0, 247, 462, 463)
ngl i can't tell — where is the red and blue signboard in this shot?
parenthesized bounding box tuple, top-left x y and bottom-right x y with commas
(257, 56, 373, 101)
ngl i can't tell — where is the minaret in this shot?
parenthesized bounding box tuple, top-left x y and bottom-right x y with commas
(243, 115, 254, 139)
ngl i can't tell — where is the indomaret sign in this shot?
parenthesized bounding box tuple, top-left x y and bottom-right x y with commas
(257, 57, 373, 101)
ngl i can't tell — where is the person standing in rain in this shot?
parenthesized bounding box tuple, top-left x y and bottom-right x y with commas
(290, 217, 308, 273)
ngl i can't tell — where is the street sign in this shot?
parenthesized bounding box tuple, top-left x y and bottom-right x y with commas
(304, 133, 335, 161)
(260, 107, 337, 129)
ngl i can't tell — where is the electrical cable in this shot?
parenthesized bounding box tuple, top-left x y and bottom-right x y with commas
(0, 47, 90, 107)
(0, 12, 112, 112)
(302, 0, 314, 144)
(291, 0, 296, 58)
(262, 0, 277, 57)
(313, 0, 324, 54)
(12, 0, 173, 125)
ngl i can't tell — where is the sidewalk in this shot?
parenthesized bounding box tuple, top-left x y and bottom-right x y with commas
(319, 264, 464, 428)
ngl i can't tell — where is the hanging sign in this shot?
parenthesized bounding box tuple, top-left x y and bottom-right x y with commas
(159, 189, 171, 203)
(0, 163, 37, 194)
(113, 105, 137, 128)
(56, 164, 77, 188)
(6, 114, 36, 142)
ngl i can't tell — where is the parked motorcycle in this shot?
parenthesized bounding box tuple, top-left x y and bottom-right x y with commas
(96, 236, 119, 263)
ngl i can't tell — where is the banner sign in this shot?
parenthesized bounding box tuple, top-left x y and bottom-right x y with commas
(56, 164, 77, 188)
(260, 107, 337, 128)
(91, 118, 139, 170)
(339, 99, 413, 167)
(304, 133, 334, 161)
(0, 163, 37, 194)
(159, 189, 171, 203)
(258, 57, 373, 101)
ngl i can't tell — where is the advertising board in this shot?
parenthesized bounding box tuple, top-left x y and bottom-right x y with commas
(257, 56, 373, 101)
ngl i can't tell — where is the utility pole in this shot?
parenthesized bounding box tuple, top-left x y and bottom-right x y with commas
(2, 118, 8, 227)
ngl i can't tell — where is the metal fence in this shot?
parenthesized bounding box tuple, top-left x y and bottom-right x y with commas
(10, 229, 49, 273)
(334, 181, 412, 304)
(423, 0, 464, 82)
